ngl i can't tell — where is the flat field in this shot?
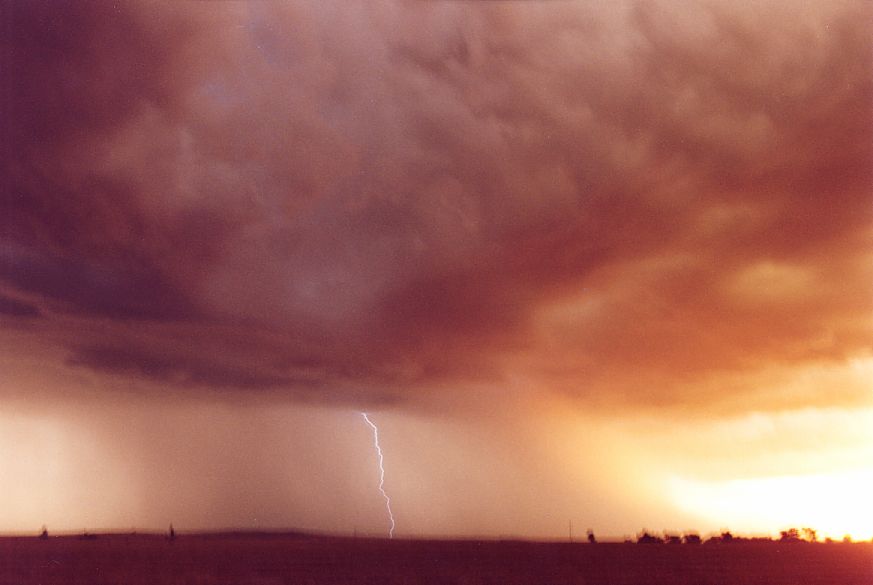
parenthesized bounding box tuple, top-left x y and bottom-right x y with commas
(0, 533, 870, 585)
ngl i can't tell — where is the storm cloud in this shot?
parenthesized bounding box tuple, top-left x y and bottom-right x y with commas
(2, 0, 871, 414)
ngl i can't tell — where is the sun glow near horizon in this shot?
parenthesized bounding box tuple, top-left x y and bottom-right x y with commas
(668, 469, 873, 542)
(662, 402, 873, 542)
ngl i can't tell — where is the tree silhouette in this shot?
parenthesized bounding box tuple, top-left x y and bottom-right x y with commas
(637, 531, 662, 544)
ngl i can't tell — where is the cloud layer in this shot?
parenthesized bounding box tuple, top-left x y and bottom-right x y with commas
(2, 0, 871, 414)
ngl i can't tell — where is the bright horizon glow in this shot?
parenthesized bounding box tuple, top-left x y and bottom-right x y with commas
(668, 470, 873, 541)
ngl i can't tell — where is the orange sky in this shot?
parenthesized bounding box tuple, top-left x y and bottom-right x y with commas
(0, 0, 871, 540)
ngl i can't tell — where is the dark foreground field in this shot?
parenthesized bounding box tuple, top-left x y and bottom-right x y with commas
(0, 533, 870, 585)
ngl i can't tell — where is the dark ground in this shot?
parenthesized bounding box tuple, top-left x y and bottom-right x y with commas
(0, 533, 870, 585)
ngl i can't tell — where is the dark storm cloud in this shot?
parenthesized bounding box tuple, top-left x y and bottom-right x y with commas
(0, 1, 218, 322)
(68, 345, 314, 390)
(0, 237, 199, 320)
(0, 294, 40, 318)
(2, 0, 870, 412)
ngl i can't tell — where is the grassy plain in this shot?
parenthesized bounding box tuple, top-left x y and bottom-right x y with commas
(0, 532, 870, 585)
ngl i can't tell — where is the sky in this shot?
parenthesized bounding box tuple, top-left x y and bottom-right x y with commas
(0, 0, 871, 540)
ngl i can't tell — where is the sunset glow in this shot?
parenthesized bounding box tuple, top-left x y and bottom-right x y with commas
(669, 471, 873, 542)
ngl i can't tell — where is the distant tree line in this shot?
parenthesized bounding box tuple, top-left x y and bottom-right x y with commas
(631, 527, 857, 545)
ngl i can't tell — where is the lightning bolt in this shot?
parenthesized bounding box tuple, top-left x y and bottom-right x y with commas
(361, 412, 396, 539)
